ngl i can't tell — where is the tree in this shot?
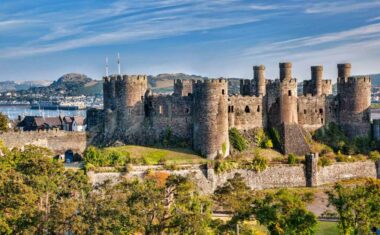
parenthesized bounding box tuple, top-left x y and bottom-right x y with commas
(0, 113, 8, 132)
(0, 145, 91, 234)
(252, 189, 317, 235)
(213, 173, 256, 234)
(327, 179, 380, 235)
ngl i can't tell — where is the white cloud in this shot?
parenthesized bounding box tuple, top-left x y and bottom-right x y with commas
(304, 1, 380, 14)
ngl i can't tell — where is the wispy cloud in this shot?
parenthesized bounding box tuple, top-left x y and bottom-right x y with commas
(368, 16, 380, 22)
(244, 23, 380, 58)
(304, 1, 380, 14)
(0, 0, 270, 58)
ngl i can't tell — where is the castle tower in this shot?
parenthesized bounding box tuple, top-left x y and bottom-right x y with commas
(311, 66, 323, 96)
(254, 65, 266, 96)
(103, 75, 117, 139)
(337, 74, 371, 137)
(119, 75, 148, 126)
(174, 79, 195, 96)
(193, 79, 229, 159)
(240, 79, 253, 96)
(280, 62, 292, 82)
(337, 63, 351, 79)
(279, 63, 298, 124)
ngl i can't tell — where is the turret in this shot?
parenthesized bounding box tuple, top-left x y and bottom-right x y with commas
(254, 65, 266, 96)
(311, 66, 323, 96)
(279, 62, 292, 82)
(240, 79, 253, 96)
(193, 79, 229, 159)
(174, 79, 195, 96)
(337, 63, 351, 79)
(279, 63, 298, 124)
(337, 75, 371, 137)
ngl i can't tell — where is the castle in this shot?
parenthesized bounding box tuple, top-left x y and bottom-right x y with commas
(87, 63, 371, 159)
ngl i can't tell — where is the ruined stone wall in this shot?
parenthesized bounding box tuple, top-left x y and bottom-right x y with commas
(266, 80, 280, 111)
(322, 80, 332, 95)
(228, 95, 266, 130)
(143, 94, 193, 143)
(174, 79, 195, 96)
(240, 79, 254, 96)
(318, 161, 377, 185)
(0, 131, 86, 155)
(193, 79, 229, 159)
(298, 95, 325, 131)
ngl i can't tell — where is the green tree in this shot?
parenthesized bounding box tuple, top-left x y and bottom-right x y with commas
(327, 179, 380, 235)
(0, 113, 9, 132)
(252, 189, 317, 235)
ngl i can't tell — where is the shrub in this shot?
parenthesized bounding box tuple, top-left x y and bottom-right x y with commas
(318, 156, 333, 167)
(229, 128, 248, 152)
(84, 146, 131, 167)
(369, 151, 380, 161)
(262, 139, 273, 149)
(248, 152, 268, 172)
(269, 128, 281, 150)
(287, 154, 298, 165)
(214, 160, 239, 174)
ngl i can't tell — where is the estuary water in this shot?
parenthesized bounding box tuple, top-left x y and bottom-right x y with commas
(1, 105, 380, 121)
(0, 105, 86, 120)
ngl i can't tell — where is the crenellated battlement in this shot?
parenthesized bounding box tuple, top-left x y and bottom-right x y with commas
(338, 75, 371, 84)
(103, 74, 147, 83)
(95, 62, 372, 158)
(322, 80, 332, 85)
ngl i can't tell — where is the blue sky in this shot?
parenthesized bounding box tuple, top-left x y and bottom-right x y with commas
(1, 0, 380, 81)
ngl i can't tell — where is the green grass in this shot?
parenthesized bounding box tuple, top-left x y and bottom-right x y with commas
(104, 145, 206, 165)
(316, 221, 339, 235)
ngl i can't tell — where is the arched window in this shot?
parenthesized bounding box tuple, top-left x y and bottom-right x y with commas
(319, 108, 323, 114)
(245, 106, 250, 113)
(222, 89, 225, 95)
(288, 90, 292, 96)
(257, 105, 260, 112)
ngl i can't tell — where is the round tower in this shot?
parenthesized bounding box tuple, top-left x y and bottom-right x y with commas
(311, 66, 323, 96)
(338, 76, 371, 137)
(193, 79, 229, 159)
(119, 75, 148, 124)
(103, 75, 117, 140)
(279, 62, 292, 82)
(337, 63, 351, 78)
(254, 65, 266, 96)
(279, 63, 298, 124)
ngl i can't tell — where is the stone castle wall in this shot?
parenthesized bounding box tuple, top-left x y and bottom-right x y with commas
(228, 95, 266, 130)
(0, 131, 86, 155)
(89, 159, 380, 194)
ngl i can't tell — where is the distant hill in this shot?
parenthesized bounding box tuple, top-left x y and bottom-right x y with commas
(0, 80, 50, 92)
(0, 73, 246, 98)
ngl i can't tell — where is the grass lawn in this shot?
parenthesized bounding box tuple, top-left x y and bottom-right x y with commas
(104, 145, 206, 165)
(316, 221, 339, 235)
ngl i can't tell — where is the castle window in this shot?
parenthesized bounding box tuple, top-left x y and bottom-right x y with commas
(257, 105, 260, 112)
(304, 109, 307, 114)
(159, 105, 163, 114)
(245, 106, 250, 113)
(288, 90, 292, 96)
(222, 89, 225, 95)
(319, 108, 323, 114)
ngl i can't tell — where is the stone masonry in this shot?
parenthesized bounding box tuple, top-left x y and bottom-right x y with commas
(87, 63, 372, 158)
